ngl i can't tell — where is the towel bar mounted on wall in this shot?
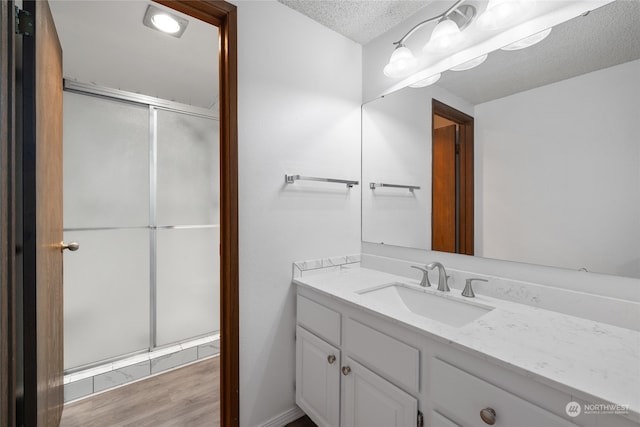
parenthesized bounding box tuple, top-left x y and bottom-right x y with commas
(369, 182, 421, 192)
(285, 174, 359, 188)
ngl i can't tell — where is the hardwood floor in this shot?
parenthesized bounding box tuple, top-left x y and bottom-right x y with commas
(60, 357, 220, 427)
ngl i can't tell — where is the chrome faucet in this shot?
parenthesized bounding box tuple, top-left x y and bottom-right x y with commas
(461, 278, 488, 298)
(410, 265, 431, 287)
(425, 262, 449, 292)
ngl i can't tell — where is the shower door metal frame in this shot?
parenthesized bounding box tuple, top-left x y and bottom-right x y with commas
(63, 80, 220, 365)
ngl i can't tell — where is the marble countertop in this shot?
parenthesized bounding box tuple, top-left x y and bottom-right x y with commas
(294, 267, 640, 422)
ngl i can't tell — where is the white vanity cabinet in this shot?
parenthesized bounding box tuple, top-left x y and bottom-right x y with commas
(296, 294, 419, 427)
(295, 286, 639, 427)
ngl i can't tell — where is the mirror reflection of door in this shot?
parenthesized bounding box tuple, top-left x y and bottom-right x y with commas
(432, 99, 474, 255)
(432, 121, 457, 253)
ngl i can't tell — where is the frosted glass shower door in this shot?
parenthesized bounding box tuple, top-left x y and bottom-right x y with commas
(156, 228, 220, 345)
(63, 92, 150, 370)
(63, 92, 149, 228)
(63, 229, 150, 369)
(155, 109, 220, 346)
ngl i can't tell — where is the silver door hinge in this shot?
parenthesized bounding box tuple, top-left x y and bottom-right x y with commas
(417, 410, 424, 427)
(15, 6, 34, 36)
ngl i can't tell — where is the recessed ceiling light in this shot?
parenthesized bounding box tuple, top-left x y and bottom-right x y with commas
(143, 5, 189, 38)
(152, 14, 180, 34)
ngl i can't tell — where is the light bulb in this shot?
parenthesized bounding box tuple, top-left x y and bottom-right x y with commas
(151, 13, 181, 34)
(478, 0, 530, 30)
(425, 19, 462, 53)
(383, 45, 418, 78)
(450, 54, 489, 71)
(410, 73, 441, 88)
(501, 28, 552, 50)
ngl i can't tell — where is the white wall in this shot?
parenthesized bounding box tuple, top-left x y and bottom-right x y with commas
(362, 85, 473, 249)
(234, 1, 362, 425)
(475, 59, 640, 278)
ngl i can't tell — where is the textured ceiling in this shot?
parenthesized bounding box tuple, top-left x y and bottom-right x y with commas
(278, 0, 431, 44)
(436, 0, 640, 104)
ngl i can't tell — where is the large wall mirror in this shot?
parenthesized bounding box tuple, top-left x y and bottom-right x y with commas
(362, 0, 640, 279)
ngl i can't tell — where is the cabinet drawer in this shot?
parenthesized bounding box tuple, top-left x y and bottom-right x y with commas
(431, 358, 578, 427)
(345, 319, 419, 394)
(297, 295, 341, 346)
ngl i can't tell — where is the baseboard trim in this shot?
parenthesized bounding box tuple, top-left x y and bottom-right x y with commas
(260, 406, 305, 427)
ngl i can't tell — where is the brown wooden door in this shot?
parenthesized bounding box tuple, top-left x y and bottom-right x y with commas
(1, 1, 17, 425)
(432, 124, 456, 252)
(21, 0, 64, 425)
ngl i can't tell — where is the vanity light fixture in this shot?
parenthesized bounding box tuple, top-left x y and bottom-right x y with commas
(143, 5, 189, 38)
(383, 0, 562, 89)
(383, 44, 418, 78)
(477, 0, 534, 30)
(383, 0, 476, 78)
(425, 18, 463, 53)
(501, 27, 552, 50)
(410, 73, 441, 88)
(450, 53, 488, 71)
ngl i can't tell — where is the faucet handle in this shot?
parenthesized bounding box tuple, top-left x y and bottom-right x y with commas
(462, 278, 488, 298)
(410, 266, 431, 287)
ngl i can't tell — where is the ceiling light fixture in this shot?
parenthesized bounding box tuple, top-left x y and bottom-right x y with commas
(501, 28, 552, 50)
(152, 14, 180, 34)
(143, 5, 189, 38)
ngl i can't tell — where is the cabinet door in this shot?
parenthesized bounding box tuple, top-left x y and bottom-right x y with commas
(431, 411, 461, 427)
(296, 326, 341, 427)
(342, 358, 418, 427)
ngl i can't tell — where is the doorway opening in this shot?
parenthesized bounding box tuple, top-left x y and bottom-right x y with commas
(431, 99, 474, 255)
(5, 0, 238, 425)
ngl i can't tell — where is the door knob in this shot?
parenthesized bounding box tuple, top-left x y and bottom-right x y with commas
(327, 355, 336, 364)
(61, 241, 80, 252)
(341, 366, 351, 376)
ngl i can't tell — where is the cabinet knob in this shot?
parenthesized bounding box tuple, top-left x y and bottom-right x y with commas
(341, 366, 351, 376)
(480, 407, 496, 425)
(327, 355, 336, 364)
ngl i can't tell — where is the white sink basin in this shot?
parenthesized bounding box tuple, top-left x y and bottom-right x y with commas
(357, 283, 494, 327)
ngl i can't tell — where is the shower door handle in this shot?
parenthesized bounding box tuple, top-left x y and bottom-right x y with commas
(61, 241, 80, 252)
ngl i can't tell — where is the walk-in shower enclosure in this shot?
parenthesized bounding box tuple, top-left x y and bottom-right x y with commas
(63, 82, 220, 371)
